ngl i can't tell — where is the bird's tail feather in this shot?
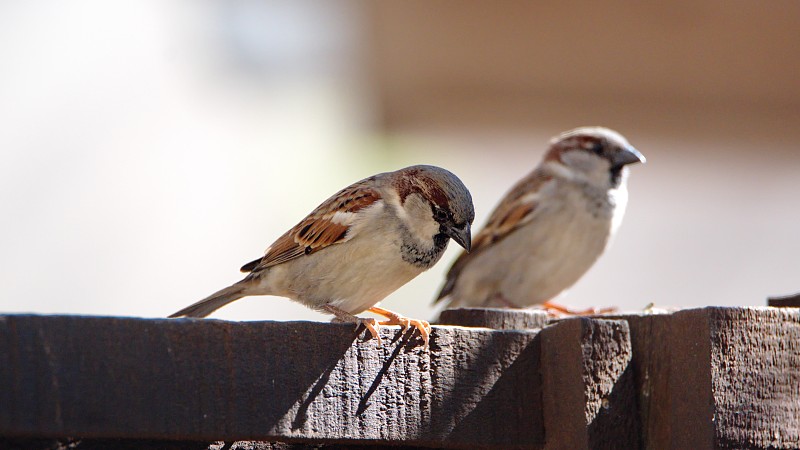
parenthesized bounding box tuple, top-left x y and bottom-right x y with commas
(168, 281, 250, 318)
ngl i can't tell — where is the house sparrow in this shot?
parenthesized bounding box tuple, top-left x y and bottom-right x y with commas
(435, 127, 644, 314)
(170, 165, 474, 345)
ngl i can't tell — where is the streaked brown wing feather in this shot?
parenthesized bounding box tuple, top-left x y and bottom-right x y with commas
(435, 171, 551, 301)
(241, 181, 382, 273)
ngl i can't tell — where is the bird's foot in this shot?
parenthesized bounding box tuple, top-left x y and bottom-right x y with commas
(324, 305, 383, 345)
(368, 306, 431, 347)
(539, 300, 617, 317)
(355, 317, 382, 345)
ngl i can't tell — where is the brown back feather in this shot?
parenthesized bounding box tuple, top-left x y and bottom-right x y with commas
(241, 180, 382, 273)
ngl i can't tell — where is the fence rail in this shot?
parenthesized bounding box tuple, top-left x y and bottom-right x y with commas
(1, 306, 798, 449)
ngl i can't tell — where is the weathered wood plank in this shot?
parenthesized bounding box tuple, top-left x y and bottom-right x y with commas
(438, 308, 549, 330)
(0, 437, 425, 449)
(3, 307, 799, 449)
(0, 315, 542, 449)
(442, 306, 800, 449)
(608, 307, 800, 450)
(768, 292, 800, 307)
(706, 308, 800, 449)
(602, 313, 673, 450)
(540, 318, 638, 450)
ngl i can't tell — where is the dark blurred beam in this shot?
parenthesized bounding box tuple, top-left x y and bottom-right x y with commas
(768, 292, 800, 307)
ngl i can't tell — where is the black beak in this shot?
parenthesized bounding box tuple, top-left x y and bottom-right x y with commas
(612, 146, 646, 168)
(446, 222, 472, 252)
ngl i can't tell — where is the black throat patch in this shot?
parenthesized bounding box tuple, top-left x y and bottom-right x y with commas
(400, 233, 449, 268)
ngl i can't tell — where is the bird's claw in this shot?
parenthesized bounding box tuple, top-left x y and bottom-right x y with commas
(365, 306, 431, 348)
(378, 316, 431, 347)
(325, 305, 384, 345)
(357, 317, 382, 345)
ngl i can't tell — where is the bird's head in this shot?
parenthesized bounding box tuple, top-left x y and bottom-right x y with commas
(391, 165, 474, 253)
(545, 127, 645, 187)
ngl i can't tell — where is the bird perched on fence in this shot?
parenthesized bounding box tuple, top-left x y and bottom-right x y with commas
(170, 165, 474, 346)
(434, 127, 644, 314)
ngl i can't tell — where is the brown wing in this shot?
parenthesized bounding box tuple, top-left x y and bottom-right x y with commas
(241, 180, 382, 273)
(435, 170, 552, 302)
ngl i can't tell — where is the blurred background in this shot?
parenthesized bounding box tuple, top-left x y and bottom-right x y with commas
(1, 1, 798, 322)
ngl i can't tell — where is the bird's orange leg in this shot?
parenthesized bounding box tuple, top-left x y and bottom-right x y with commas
(324, 305, 382, 345)
(368, 306, 431, 347)
(540, 300, 617, 317)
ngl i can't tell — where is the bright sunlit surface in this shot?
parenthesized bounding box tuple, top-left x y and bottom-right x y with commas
(2, 1, 799, 323)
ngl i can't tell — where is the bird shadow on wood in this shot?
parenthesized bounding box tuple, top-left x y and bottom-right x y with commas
(289, 323, 369, 431)
(355, 328, 417, 415)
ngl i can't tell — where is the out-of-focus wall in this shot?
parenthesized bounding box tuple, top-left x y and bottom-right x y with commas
(362, 1, 800, 313)
(366, 1, 800, 129)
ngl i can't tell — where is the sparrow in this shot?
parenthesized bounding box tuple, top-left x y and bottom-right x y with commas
(434, 127, 644, 314)
(170, 165, 474, 345)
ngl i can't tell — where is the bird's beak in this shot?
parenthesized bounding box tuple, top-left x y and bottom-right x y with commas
(613, 146, 646, 168)
(446, 222, 472, 252)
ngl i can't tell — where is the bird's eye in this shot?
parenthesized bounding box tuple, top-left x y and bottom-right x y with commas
(590, 141, 605, 155)
(433, 207, 449, 222)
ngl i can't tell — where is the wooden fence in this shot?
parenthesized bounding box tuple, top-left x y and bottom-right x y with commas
(1, 302, 799, 449)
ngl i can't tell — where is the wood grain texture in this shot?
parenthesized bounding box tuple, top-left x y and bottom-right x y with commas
(437, 307, 549, 330)
(602, 314, 673, 450)
(607, 307, 800, 450)
(706, 308, 800, 449)
(0, 315, 542, 449)
(442, 307, 800, 449)
(0, 437, 430, 449)
(540, 318, 638, 450)
(2, 307, 799, 449)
